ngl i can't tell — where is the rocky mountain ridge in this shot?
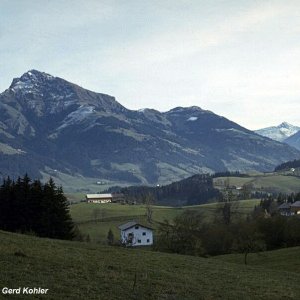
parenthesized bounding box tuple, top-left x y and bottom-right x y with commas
(255, 122, 300, 142)
(0, 70, 299, 186)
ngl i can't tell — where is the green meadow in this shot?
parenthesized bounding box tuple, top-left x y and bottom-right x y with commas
(1, 230, 299, 299)
(70, 199, 261, 243)
(215, 246, 300, 273)
(214, 173, 300, 194)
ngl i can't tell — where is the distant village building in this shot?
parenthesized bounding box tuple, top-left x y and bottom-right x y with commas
(278, 201, 300, 216)
(291, 201, 300, 215)
(118, 221, 153, 247)
(86, 193, 124, 204)
(86, 194, 112, 203)
(278, 202, 292, 216)
(112, 193, 125, 203)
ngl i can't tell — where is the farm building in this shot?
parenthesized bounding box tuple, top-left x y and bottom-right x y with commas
(291, 201, 300, 215)
(278, 201, 300, 216)
(118, 221, 153, 247)
(278, 202, 292, 216)
(86, 194, 112, 203)
(86, 193, 125, 204)
(111, 193, 125, 203)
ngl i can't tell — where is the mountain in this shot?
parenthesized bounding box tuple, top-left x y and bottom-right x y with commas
(284, 131, 300, 150)
(255, 122, 300, 142)
(0, 70, 299, 187)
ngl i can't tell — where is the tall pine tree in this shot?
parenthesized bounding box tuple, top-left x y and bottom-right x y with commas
(0, 175, 75, 240)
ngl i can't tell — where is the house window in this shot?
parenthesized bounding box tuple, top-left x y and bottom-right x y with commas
(138, 239, 141, 243)
(147, 239, 150, 243)
(135, 225, 139, 229)
(142, 232, 146, 236)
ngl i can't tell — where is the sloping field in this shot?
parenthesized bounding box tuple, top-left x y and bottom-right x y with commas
(0, 231, 299, 299)
(214, 174, 300, 194)
(70, 203, 183, 242)
(215, 246, 300, 273)
(70, 200, 260, 242)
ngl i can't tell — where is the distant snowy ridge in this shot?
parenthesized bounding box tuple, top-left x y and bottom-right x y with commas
(255, 122, 300, 142)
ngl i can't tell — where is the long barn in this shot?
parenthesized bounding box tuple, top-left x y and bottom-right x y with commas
(86, 193, 125, 203)
(86, 194, 113, 203)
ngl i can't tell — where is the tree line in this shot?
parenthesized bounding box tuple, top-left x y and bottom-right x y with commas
(0, 175, 75, 240)
(274, 159, 300, 172)
(155, 198, 300, 263)
(211, 171, 249, 178)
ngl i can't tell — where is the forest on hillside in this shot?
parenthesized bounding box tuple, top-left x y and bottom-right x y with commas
(275, 159, 300, 172)
(108, 174, 221, 205)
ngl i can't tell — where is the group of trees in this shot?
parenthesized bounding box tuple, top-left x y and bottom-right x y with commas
(0, 175, 75, 240)
(155, 201, 300, 263)
(212, 171, 249, 178)
(253, 193, 300, 217)
(274, 159, 300, 172)
(278, 192, 300, 204)
(115, 174, 221, 206)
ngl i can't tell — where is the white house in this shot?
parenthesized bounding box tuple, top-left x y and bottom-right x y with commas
(118, 221, 153, 246)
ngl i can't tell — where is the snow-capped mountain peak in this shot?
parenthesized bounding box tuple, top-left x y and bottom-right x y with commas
(6, 70, 77, 116)
(255, 122, 300, 142)
(279, 121, 293, 128)
(1, 70, 300, 185)
(10, 70, 54, 91)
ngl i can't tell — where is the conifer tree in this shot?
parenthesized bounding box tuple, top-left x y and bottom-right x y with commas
(0, 175, 75, 240)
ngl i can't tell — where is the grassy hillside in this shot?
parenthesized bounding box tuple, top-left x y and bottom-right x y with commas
(41, 168, 300, 195)
(70, 200, 260, 243)
(215, 246, 300, 273)
(214, 173, 300, 194)
(41, 170, 130, 194)
(58, 171, 300, 203)
(70, 203, 183, 243)
(1, 231, 299, 299)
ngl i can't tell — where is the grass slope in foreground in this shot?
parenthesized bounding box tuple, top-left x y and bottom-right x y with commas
(215, 246, 300, 273)
(0, 231, 299, 299)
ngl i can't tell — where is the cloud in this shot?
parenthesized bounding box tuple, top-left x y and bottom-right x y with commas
(97, 1, 289, 71)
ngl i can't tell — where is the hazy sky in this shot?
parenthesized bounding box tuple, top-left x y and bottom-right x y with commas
(1, 0, 300, 130)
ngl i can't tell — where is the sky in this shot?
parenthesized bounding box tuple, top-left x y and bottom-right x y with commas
(1, 0, 300, 130)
